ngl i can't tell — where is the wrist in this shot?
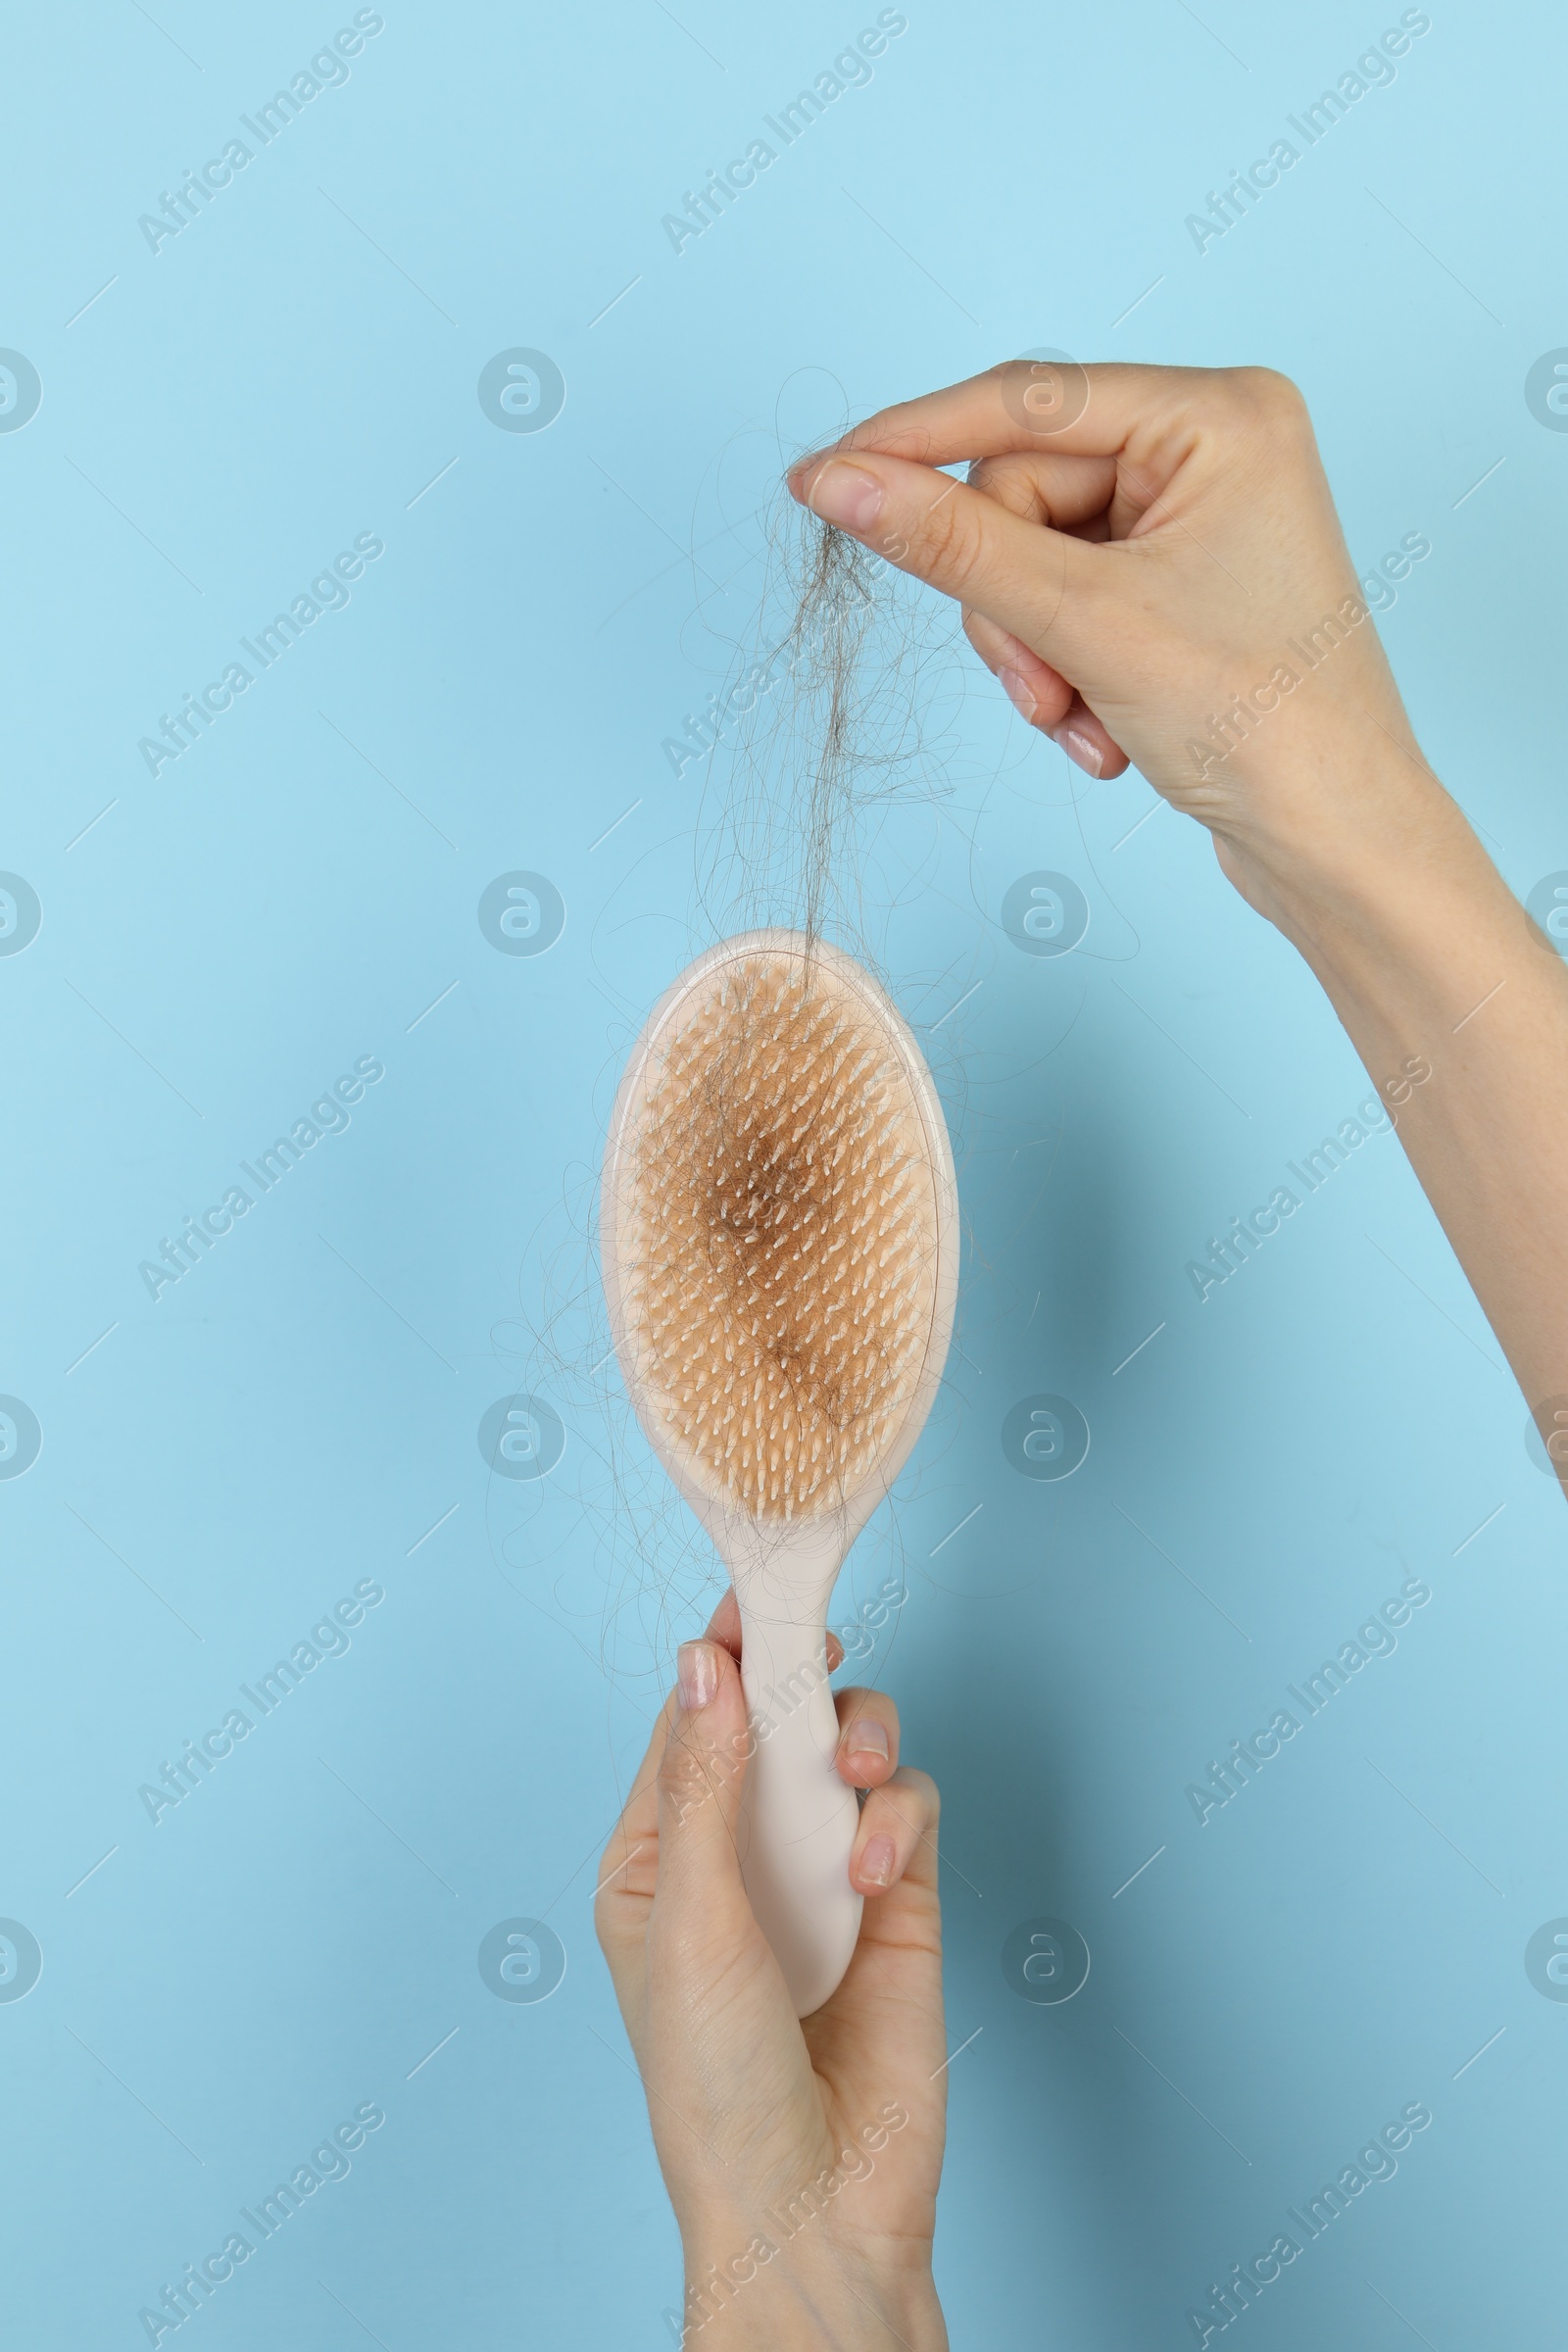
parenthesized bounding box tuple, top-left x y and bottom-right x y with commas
(678, 2224, 944, 2350)
(1214, 734, 1508, 985)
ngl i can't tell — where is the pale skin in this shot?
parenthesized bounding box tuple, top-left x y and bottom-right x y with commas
(597, 360, 1568, 2345)
(597, 1592, 949, 2351)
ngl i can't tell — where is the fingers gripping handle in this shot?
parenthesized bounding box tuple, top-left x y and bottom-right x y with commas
(735, 1600, 862, 2017)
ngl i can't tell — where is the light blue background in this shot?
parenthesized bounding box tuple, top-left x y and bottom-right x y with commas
(3, 2, 1564, 2344)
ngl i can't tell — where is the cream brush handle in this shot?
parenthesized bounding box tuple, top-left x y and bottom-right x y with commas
(733, 1587, 863, 2017)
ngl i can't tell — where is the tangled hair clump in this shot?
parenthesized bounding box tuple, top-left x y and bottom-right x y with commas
(693, 503, 960, 960)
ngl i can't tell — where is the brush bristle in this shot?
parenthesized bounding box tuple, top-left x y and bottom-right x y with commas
(620, 952, 937, 1522)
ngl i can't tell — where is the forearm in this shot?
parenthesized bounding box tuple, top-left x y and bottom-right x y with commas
(1250, 748, 1568, 1428)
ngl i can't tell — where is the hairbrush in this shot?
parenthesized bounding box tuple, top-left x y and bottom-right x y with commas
(602, 931, 957, 2014)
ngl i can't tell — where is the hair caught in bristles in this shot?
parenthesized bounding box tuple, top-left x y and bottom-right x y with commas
(620, 950, 938, 1521)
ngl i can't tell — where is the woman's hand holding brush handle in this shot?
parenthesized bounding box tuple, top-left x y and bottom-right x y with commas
(596, 1591, 949, 2350)
(790, 361, 1568, 1448)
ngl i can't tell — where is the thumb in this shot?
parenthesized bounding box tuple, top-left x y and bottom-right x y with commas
(655, 1639, 758, 1936)
(789, 448, 1104, 676)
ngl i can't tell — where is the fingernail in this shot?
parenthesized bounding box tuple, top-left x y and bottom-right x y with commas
(846, 1717, 889, 1765)
(806, 460, 884, 533)
(789, 431, 855, 487)
(858, 1834, 895, 1889)
(1054, 724, 1103, 778)
(678, 1641, 718, 1711)
(999, 666, 1038, 722)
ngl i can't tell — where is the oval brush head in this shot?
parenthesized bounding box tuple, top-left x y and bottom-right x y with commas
(604, 930, 957, 2014)
(615, 944, 943, 1530)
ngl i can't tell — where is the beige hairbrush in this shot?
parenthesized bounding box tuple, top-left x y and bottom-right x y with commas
(602, 930, 957, 2014)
